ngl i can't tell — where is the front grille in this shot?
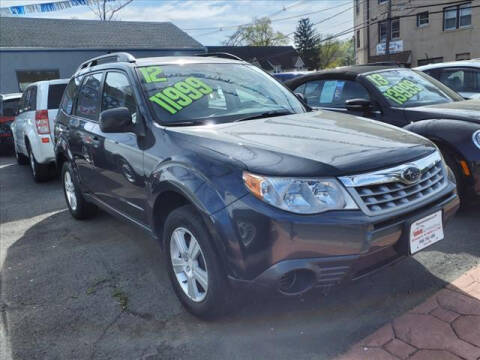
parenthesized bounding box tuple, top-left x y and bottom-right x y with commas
(339, 151, 448, 216)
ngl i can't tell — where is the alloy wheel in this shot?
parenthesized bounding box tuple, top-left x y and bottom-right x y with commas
(170, 227, 208, 302)
(64, 170, 78, 211)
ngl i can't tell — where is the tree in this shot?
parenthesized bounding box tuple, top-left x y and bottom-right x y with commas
(339, 38, 355, 66)
(224, 17, 289, 46)
(89, 0, 134, 21)
(316, 35, 342, 69)
(294, 18, 320, 70)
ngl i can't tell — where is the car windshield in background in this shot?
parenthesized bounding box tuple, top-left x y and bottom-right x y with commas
(364, 69, 458, 108)
(136, 63, 305, 125)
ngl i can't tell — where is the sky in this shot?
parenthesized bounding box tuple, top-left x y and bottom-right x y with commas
(0, 0, 354, 45)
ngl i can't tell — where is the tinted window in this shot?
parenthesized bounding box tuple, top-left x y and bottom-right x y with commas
(439, 68, 480, 93)
(102, 72, 137, 116)
(21, 87, 37, 112)
(48, 84, 67, 109)
(1, 99, 20, 117)
(75, 73, 103, 120)
(60, 78, 80, 115)
(297, 80, 369, 108)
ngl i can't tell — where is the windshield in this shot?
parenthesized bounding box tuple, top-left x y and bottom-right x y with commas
(364, 68, 460, 108)
(136, 63, 305, 125)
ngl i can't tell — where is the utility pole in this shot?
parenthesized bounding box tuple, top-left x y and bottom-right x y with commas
(385, 0, 392, 60)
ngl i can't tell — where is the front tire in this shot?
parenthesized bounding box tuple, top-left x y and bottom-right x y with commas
(62, 161, 97, 219)
(164, 205, 231, 319)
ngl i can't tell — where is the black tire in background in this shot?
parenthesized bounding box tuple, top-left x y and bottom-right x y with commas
(28, 146, 50, 182)
(61, 161, 97, 219)
(164, 204, 232, 319)
(15, 145, 28, 165)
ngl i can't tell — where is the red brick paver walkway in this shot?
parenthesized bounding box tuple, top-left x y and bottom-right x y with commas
(337, 266, 480, 360)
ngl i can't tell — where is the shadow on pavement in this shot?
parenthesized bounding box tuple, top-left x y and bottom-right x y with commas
(5, 204, 478, 360)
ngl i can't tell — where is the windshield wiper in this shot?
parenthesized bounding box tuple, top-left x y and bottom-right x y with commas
(234, 110, 294, 122)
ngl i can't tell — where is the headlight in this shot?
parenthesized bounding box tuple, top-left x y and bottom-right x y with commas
(243, 172, 358, 214)
(473, 130, 480, 149)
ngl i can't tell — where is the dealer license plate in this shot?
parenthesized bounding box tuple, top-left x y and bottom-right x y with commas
(410, 211, 444, 254)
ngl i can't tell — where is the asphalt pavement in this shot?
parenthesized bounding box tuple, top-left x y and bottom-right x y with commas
(1, 154, 479, 360)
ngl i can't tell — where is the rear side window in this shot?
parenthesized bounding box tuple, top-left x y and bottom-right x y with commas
(75, 73, 103, 120)
(60, 77, 82, 115)
(48, 83, 67, 109)
(21, 87, 37, 112)
(296, 79, 370, 108)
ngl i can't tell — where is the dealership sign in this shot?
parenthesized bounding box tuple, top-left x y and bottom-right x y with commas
(376, 40, 404, 55)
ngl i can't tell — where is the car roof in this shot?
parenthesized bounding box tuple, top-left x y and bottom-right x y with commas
(415, 60, 480, 71)
(284, 65, 405, 87)
(135, 56, 246, 66)
(0, 93, 22, 101)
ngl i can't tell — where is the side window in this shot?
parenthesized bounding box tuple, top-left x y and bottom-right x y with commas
(439, 68, 480, 92)
(299, 80, 370, 108)
(75, 73, 103, 120)
(21, 87, 36, 112)
(60, 77, 82, 115)
(102, 72, 137, 118)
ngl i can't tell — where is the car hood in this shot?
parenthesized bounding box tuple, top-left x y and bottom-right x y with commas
(166, 110, 436, 177)
(408, 99, 480, 123)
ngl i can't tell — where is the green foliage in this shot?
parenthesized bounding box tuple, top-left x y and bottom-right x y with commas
(225, 17, 289, 46)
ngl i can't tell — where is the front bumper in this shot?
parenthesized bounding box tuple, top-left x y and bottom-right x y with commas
(215, 183, 459, 295)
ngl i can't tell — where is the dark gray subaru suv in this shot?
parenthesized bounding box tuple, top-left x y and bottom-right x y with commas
(55, 53, 460, 318)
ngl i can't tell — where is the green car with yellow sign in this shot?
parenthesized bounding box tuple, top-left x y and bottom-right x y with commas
(286, 65, 480, 202)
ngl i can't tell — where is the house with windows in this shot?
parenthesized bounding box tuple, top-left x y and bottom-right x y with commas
(354, 0, 479, 66)
(0, 17, 205, 93)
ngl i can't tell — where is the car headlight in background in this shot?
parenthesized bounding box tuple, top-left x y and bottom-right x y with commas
(473, 130, 480, 150)
(243, 172, 358, 214)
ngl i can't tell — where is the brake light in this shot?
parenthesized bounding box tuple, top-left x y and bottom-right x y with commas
(35, 110, 50, 134)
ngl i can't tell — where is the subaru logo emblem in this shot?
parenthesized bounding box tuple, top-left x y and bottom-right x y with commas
(401, 166, 421, 184)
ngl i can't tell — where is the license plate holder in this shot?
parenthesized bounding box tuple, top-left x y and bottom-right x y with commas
(409, 211, 444, 254)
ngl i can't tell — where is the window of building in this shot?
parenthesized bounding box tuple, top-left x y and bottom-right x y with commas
(456, 53, 471, 60)
(378, 0, 388, 3)
(417, 57, 444, 66)
(391, 18, 400, 39)
(378, 18, 400, 42)
(459, 3, 472, 27)
(417, 12, 429, 27)
(356, 30, 361, 48)
(444, 2, 472, 30)
(75, 73, 103, 120)
(16, 69, 59, 92)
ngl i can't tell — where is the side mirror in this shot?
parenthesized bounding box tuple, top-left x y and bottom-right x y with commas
(99, 107, 133, 133)
(345, 98, 373, 113)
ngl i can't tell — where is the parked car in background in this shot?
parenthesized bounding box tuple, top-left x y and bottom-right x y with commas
(286, 65, 480, 201)
(0, 93, 22, 154)
(55, 53, 459, 318)
(11, 79, 68, 181)
(272, 71, 310, 83)
(415, 60, 480, 100)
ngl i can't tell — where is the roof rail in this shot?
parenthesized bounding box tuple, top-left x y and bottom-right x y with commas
(77, 52, 136, 72)
(197, 52, 244, 61)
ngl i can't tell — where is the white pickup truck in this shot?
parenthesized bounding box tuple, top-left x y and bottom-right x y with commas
(11, 79, 68, 181)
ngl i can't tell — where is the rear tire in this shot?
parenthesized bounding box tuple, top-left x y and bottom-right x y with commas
(164, 205, 231, 319)
(28, 146, 50, 182)
(15, 145, 28, 165)
(62, 161, 97, 220)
